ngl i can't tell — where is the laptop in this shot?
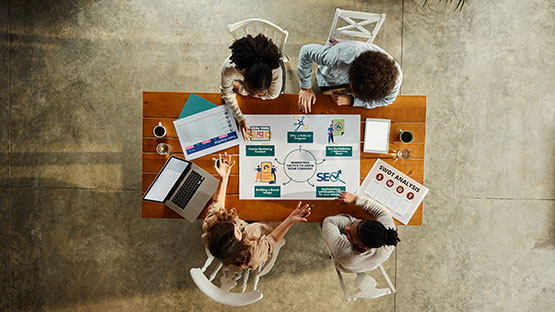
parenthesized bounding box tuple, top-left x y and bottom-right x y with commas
(142, 156, 219, 222)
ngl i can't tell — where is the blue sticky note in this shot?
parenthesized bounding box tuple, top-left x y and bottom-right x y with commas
(179, 93, 217, 119)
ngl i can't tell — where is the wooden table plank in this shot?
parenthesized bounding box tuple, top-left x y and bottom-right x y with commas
(143, 173, 424, 194)
(143, 153, 424, 179)
(142, 195, 423, 226)
(142, 92, 426, 225)
(143, 119, 426, 143)
(144, 92, 427, 122)
(144, 138, 425, 159)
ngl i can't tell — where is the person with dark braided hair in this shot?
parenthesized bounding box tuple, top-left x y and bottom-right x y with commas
(322, 191, 400, 273)
(297, 40, 402, 113)
(221, 34, 283, 140)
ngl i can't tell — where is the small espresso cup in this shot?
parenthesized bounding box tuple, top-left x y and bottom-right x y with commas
(398, 129, 414, 144)
(153, 122, 167, 138)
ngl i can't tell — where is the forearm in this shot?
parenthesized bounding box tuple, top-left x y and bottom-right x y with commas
(270, 217, 295, 242)
(212, 176, 229, 204)
(355, 196, 390, 219)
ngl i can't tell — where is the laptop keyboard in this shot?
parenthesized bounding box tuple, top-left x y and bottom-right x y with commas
(171, 171, 205, 209)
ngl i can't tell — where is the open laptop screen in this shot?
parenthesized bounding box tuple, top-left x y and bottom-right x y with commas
(143, 156, 189, 202)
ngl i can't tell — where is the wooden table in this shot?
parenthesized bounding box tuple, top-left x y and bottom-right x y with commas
(143, 92, 426, 225)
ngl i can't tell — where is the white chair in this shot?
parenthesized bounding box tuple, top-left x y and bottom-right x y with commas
(334, 264, 396, 302)
(327, 8, 386, 44)
(227, 18, 289, 60)
(190, 239, 286, 307)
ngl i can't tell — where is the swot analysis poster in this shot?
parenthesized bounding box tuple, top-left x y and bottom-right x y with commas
(240, 114, 360, 200)
(357, 159, 429, 224)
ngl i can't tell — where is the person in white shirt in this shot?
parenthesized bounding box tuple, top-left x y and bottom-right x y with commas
(322, 192, 400, 273)
(220, 34, 283, 140)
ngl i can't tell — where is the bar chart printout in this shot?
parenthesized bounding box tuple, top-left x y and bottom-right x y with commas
(173, 105, 240, 160)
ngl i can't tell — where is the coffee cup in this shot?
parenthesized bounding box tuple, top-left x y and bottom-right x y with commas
(398, 129, 414, 144)
(153, 122, 167, 138)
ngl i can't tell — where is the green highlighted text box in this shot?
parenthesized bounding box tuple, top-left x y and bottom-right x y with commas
(326, 146, 353, 157)
(246, 145, 275, 156)
(316, 186, 346, 198)
(255, 186, 281, 198)
(287, 132, 313, 143)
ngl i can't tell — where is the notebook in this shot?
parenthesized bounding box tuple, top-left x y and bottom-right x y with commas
(363, 118, 390, 154)
(179, 93, 217, 119)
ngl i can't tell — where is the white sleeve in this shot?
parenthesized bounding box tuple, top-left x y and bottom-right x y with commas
(322, 215, 354, 258)
(220, 57, 245, 122)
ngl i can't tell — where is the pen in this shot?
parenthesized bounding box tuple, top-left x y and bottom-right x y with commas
(212, 157, 228, 167)
(303, 204, 314, 218)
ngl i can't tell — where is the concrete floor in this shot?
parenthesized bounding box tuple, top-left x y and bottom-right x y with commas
(1, 0, 554, 311)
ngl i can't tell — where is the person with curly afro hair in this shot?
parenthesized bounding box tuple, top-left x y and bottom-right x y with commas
(322, 191, 400, 273)
(297, 40, 402, 113)
(221, 34, 283, 140)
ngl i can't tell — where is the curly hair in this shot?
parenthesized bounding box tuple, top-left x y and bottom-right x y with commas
(348, 50, 399, 102)
(229, 34, 282, 90)
(358, 220, 400, 248)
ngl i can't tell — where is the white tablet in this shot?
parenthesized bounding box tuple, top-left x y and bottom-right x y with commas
(363, 118, 390, 154)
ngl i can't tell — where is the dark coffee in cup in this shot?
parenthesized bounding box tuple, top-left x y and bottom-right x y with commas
(153, 122, 167, 138)
(398, 129, 414, 144)
(401, 131, 413, 143)
(154, 127, 165, 137)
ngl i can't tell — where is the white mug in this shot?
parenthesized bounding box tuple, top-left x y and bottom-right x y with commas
(153, 122, 167, 138)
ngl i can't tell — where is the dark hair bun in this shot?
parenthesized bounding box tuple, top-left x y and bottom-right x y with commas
(229, 34, 281, 71)
(384, 228, 400, 246)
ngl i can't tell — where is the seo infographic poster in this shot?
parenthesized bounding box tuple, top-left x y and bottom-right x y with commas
(239, 115, 360, 200)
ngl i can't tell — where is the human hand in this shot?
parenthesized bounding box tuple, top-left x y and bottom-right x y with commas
(214, 152, 235, 178)
(239, 120, 251, 141)
(298, 88, 316, 113)
(337, 192, 357, 205)
(331, 91, 352, 106)
(287, 201, 311, 223)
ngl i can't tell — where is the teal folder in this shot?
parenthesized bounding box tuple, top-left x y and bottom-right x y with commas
(179, 93, 217, 119)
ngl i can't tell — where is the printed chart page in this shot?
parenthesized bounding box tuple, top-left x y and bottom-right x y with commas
(173, 105, 239, 160)
(240, 114, 360, 200)
(357, 159, 429, 224)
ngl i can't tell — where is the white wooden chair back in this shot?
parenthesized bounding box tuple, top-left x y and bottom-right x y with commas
(190, 239, 285, 307)
(335, 264, 396, 302)
(327, 8, 386, 44)
(227, 18, 289, 53)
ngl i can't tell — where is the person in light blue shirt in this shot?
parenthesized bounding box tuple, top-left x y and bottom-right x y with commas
(297, 40, 402, 113)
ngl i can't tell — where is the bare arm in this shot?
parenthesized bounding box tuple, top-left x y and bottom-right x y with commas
(270, 201, 311, 242)
(211, 153, 235, 207)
